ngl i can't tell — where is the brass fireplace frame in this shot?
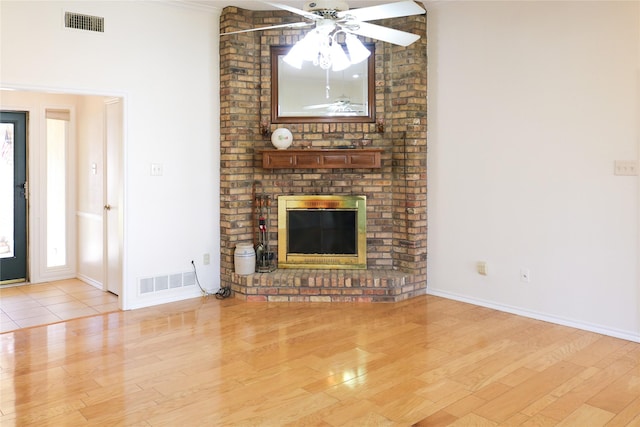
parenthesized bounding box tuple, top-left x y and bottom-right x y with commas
(277, 195, 367, 269)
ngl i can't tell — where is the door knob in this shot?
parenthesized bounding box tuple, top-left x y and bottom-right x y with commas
(104, 204, 111, 211)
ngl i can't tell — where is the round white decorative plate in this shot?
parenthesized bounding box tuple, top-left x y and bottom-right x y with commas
(271, 128, 293, 150)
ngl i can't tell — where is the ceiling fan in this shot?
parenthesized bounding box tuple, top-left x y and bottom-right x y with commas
(303, 95, 364, 113)
(220, 1, 426, 47)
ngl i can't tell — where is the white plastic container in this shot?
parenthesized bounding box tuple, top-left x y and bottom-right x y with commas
(234, 243, 256, 275)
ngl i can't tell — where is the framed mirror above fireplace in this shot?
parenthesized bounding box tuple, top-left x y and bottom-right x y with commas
(277, 195, 367, 269)
(271, 45, 375, 124)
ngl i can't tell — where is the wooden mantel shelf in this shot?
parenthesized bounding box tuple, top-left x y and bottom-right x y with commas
(261, 148, 383, 169)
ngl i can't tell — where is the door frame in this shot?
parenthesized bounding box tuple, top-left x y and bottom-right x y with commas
(0, 110, 28, 284)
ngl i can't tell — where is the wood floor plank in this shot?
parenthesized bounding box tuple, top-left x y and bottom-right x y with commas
(555, 403, 615, 426)
(216, 387, 337, 426)
(441, 394, 487, 418)
(604, 396, 640, 427)
(519, 393, 558, 418)
(518, 365, 599, 420)
(408, 388, 473, 424)
(564, 335, 630, 367)
(292, 397, 380, 426)
(449, 412, 498, 426)
(519, 413, 561, 426)
(0, 294, 638, 426)
(418, 339, 515, 385)
(414, 378, 469, 404)
(473, 381, 512, 402)
(336, 411, 395, 427)
(450, 340, 534, 391)
(78, 387, 164, 425)
(0, 394, 87, 425)
(523, 330, 603, 372)
(498, 366, 538, 388)
(378, 391, 443, 425)
(469, 360, 586, 422)
(412, 409, 459, 427)
(587, 374, 640, 414)
(5, 409, 90, 427)
(538, 351, 639, 422)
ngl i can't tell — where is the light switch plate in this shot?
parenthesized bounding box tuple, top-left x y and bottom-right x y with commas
(614, 160, 638, 176)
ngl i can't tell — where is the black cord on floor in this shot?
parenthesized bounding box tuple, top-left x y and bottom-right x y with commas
(191, 260, 231, 299)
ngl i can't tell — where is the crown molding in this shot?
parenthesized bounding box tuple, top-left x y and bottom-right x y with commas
(162, 1, 222, 14)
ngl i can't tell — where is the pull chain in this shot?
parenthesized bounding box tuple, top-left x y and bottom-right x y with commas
(325, 68, 330, 99)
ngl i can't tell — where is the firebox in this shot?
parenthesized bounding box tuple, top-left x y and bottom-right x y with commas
(277, 195, 367, 269)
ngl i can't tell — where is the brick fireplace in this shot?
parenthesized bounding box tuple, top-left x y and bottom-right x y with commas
(219, 5, 427, 302)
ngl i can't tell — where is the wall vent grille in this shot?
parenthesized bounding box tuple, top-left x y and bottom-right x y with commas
(64, 12, 104, 32)
(140, 278, 154, 294)
(139, 271, 197, 295)
(169, 274, 183, 289)
(183, 272, 196, 287)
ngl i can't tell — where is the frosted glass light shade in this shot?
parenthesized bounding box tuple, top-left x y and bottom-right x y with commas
(345, 34, 371, 64)
(284, 30, 371, 71)
(283, 43, 305, 69)
(283, 31, 321, 69)
(331, 43, 351, 71)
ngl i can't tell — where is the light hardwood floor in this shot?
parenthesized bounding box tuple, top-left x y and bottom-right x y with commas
(1, 294, 639, 426)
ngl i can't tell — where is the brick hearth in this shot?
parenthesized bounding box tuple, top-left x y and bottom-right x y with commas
(219, 6, 427, 302)
(230, 270, 424, 303)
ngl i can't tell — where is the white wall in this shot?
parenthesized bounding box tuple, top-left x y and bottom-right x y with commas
(1, 1, 221, 309)
(427, 1, 640, 341)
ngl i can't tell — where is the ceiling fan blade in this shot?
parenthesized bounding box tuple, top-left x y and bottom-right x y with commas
(348, 22, 420, 46)
(338, 1, 425, 22)
(265, 2, 319, 20)
(220, 21, 312, 36)
(303, 103, 335, 110)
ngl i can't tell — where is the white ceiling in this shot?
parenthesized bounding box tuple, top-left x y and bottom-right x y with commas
(185, 1, 420, 12)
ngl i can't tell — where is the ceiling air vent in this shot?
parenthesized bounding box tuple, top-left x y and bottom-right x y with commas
(64, 11, 104, 33)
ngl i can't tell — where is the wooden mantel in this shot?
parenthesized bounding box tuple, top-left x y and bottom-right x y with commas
(261, 148, 383, 169)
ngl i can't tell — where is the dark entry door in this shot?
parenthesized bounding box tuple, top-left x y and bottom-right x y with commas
(0, 111, 28, 284)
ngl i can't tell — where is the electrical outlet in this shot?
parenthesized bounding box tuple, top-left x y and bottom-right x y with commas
(476, 261, 488, 276)
(203, 253, 210, 265)
(614, 160, 638, 176)
(150, 163, 163, 176)
(520, 268, 530, 283)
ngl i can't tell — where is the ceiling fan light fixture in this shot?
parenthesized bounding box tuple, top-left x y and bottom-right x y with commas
(330, 41, 351, 71)
(282, 42, 305, 69)
(283, 30, 321, 68)
(284, 29, 370, 72)
(345, 33, 370, 65)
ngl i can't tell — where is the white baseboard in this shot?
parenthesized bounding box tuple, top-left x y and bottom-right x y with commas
(77, 274, 103, 290)
(127, 287, 208, 310)
(426, 288, 640, 343)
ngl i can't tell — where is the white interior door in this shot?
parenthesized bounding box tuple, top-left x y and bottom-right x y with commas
(104, 99, 122, 296)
